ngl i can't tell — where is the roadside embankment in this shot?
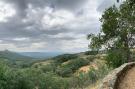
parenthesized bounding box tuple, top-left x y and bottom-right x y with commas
(99, 62, 135, 89)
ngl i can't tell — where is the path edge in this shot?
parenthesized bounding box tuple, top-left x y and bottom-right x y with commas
(99, 62, 135, 89)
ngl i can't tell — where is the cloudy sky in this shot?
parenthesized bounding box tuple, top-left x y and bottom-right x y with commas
(0, 0, 118, 52)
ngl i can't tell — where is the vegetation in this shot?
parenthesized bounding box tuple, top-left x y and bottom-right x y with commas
(56, 58, 89, 77)
(106, 49, 128, 68)
(0, 50, 36, 68)
(0, 0, 134, 89)
(54, 54, 78, 64)
(85, 51, 98, 55)
(0, 49, 110, 89)
(88, 0, 135, 68)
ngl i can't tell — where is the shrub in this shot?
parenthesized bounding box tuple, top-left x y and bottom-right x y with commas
(85, 51, 98, 55)
(40, 64, 56, 73)
(39, 72, 70, 89)
(86, 56, 95, 62)
(106, 49, 128, 68)
(56, 68, 73, 77)
(56, 58, 89, 77)
(54, 54, 78, 64)
(0, 62, 10, 89)
(87, 64, 111, 84)
(88, 68, 98, 83)
(71, 58, 89, 71)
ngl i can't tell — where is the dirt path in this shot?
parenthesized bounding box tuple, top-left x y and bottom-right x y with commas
(117, 66, 135, 89)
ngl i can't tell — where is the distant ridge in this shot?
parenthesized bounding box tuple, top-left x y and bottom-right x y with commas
(0, 50, 34, 60)
(0, 50, 35, 67)
(19, 52, 64, 59)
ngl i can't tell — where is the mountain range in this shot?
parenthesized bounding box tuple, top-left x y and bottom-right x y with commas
(19, 52, 64, 59)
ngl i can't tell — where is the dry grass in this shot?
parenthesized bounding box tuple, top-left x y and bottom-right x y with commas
(32, 60, 52, 67)
(85, 81, 100, 89)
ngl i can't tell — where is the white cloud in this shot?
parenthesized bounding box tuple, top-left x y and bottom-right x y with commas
(0, 0, 116, 52)
(42, 9, 74, 28)
(59, 36, 89, 52)
(13, 37, 29, 41)
(0, 40, 2, 43)
(0, 42, 47, 52)
(31, 42, 47, 49)
(49, 32, 84, 39)
(0, 1, 16, 22)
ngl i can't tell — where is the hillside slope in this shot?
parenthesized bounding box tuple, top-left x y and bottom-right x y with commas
(32, 51, 109, 89)
(19, 52, 63, 59)
(0, 50, 35, 67)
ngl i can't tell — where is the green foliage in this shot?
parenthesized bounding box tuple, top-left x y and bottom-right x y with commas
(40, 63, 56, 73)
(66, 74, 88, 89)
(85, 51, 98, 55)
(0, 60, 71, 89)
(56, 58, 89, 77)
(39, 73, 70, 89)
(0, 53, 111, 89)
(106, 49, 128, 68)
(85, 55, 96, 63)
(56, 68, 73, 77)
(67, 64, 111, 89)
(88, 64, 111, 84)
(88, 68, 98, 83)
(0, 62, 9, 89)
(54, 54, 78, 64)
(88, 0, 135, 64)
(69, 58, 88, 69)
(0, 50, 36, 68)
(0, 52, 113, 89)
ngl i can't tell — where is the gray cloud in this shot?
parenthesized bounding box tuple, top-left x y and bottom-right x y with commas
(4, 0, 88, 13)
(0, 0, 112, 52)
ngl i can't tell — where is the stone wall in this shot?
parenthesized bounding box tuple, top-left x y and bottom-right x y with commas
(99, 62, 135, 89)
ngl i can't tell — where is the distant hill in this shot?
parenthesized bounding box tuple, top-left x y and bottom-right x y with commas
(0, 50, 35, 67)
(0, 50, 34, 60)
(19, 52, 64, 59)
(32, 51, 101, 76)
(31, 51, 109, 89)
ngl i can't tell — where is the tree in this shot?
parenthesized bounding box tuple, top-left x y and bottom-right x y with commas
(88, 0, 135, 62)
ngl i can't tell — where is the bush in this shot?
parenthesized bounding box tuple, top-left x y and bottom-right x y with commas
(67, 75, 86, 89)
(39, 72, 70, 89)
(54, 54, 78, 64)
(86, 56, 95, 62)
(0, 61, 34, 89)
(88, 64, 110, 84)
(106, 49, 128, 68)
(56, 68, 73, 77)
(40, 63, 56, 73)
(85, 51, 98, 55)
(56, 58, 89, 77)
(88, 68, 98, 83)
(0, 62, 10, 89)
(70, 58, 89, 71)
(0, 61, 71, 89)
